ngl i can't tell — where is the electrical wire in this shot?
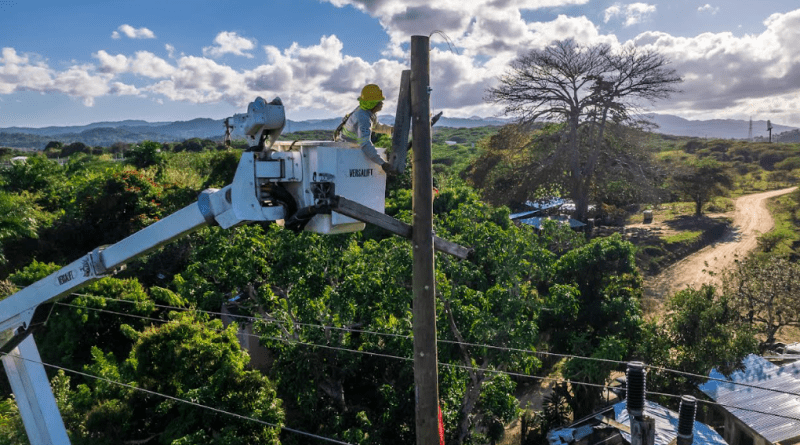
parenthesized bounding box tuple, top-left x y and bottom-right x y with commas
(12, 304, 800, 443)
(53, 302, 800, 423)
(648, 390, 800, 423)
(55, 302, 413, 363)
(429, 30, 460, 56)
(69, 293, 413, 341)
(67, 294, 800, 398)
(0, 351, 355, 445)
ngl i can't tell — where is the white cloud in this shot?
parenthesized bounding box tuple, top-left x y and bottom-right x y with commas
(147, 55, 246, 103)
(631, 9, 800, 124)
(0, 48, 127, 105)
(109, 82, 140, 96)
(202, 32, 256, 59)
(604, 3, 656, 27)
(604, 5, 621, 23)
(324, 0, 591, 59)
(113, 24, 156, 39)
(94, 50, 176, 78)
(165, 44, 176, 59)
(698, 4, 720, 15)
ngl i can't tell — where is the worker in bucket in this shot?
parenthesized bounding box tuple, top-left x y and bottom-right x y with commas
(335, 84, 394, 173)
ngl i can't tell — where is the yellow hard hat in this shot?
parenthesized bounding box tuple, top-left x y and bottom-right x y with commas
(359, 84, 385, 101)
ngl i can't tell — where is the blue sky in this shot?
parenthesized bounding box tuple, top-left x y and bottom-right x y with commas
(2, 1, 800, 128)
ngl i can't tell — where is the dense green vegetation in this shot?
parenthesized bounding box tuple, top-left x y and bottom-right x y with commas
(0, 125, 796, 444)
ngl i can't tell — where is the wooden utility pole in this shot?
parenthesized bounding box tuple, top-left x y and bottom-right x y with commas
(410, 34, 440, 445)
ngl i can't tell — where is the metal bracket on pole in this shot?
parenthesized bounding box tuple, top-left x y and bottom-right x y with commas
(2, 335, 71, 445)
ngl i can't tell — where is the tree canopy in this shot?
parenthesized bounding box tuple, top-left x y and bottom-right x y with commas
(669, 157, 733, 216)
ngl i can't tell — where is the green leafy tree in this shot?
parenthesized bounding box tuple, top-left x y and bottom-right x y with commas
(0, 191, 39, 264)
(63, 313, 283, 444)
(5, 261, 159, 368)
(433, 188, 554, 444)
(202, 150, 241, 189)
(61, 142, 91, 158)
(669, 157, 733, 216)
(126, 141, 163, 169)
(173, 185, 580, 444)
(636, 285, 758, 395)
(0, 397, 27, 445)
(468, 122, 665, 213)
(0, 155, 64, 196)
(544, 234, 643, 417)
(48, 170, 164, 260)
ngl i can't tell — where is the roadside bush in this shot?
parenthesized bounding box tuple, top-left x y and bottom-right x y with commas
(759, 150, 787, 171)
(682, 139, 703, 153)
(598, 204, 627, 226)
(775, 156, 800, 171)
(757, 229, 793, 253)
(767, 170, 796, 185)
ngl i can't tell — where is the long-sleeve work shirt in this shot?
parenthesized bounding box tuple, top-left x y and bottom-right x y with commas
(340, 106, 393, 165)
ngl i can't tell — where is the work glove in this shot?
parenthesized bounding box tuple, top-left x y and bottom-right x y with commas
(381, 162, 395, 175)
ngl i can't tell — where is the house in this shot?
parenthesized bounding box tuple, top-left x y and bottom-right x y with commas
(699, 354, 800, 445)
(547, 400, 727, 445)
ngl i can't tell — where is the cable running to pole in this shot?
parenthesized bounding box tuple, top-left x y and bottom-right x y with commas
(61, 297, 800, 398)
(45, 303, 800, 424)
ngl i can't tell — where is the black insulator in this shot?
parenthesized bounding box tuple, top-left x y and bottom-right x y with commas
(626, 361, 646, 418)
(678, 395, 697, 438)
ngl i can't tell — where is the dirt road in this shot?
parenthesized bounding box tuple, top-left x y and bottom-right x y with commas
(644, 187, 797, 304)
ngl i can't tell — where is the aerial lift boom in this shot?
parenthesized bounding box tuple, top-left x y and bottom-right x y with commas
(0, 97, 468, 444)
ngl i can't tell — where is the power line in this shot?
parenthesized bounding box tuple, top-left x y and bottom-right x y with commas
(69, 293, 413, 340)
(34, 303, 800, 425)
(55, 302, 414, 364)
(0, 351, 355, 445)
(445, 363, 800, 423)
(62, 295, 800, 398)
(648, 390, 800, 423)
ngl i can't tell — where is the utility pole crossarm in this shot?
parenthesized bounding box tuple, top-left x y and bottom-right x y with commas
(332, 196, 471, 260)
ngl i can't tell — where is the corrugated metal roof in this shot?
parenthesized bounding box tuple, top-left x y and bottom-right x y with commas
(525, 198, 567, 211)
(699, 354, 800, 443)
(517, 215, 586, 229)
(509, 209, 542, 220)
(613, 400, 727, 445)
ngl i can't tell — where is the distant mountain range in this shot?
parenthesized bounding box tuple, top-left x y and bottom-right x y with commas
(0, 115, 510, 150)
(642, 114, 797, 139)
(1, 113, 796, 150)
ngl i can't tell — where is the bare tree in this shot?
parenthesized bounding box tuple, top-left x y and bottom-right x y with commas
(722, 256, 800, 349)
(486, 39, 682, 221)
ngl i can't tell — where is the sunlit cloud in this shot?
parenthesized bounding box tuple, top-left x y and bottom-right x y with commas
(111, 24, 156, 40)
(202, 32, 256, 59)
